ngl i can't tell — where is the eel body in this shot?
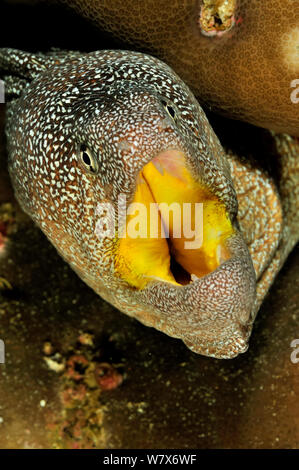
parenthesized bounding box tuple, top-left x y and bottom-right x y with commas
(0, 48, 298, 358)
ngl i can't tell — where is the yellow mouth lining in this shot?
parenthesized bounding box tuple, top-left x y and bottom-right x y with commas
(114, 150, 233, 289)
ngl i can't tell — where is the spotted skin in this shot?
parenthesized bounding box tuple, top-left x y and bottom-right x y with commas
(227, 137, 299, 314)
(0, 48, 297, 359)
(253, 134, 299, 312)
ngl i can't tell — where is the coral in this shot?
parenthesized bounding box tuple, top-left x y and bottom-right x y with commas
(44, 332, 124, 448)
(60, 0, 299, 135)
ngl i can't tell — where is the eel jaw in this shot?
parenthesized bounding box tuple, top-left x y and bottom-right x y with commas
(112, 149, 256, 359)
(138, 231, 256, 359)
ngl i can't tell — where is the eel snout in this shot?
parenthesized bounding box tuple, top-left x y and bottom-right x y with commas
(130, 230, 256, 359)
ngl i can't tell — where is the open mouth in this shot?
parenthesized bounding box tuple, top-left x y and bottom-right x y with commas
(114, 150, 234, 289)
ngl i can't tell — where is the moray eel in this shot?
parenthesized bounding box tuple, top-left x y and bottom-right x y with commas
(0, 48, 298, 359)
(51, 0, 299, 136)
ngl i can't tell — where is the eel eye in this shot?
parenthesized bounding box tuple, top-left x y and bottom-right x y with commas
(161, 99, 177, 121)
(78, 144, 99, 175)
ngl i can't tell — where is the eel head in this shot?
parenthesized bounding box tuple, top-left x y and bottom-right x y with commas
(2, 49, 256, 358)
